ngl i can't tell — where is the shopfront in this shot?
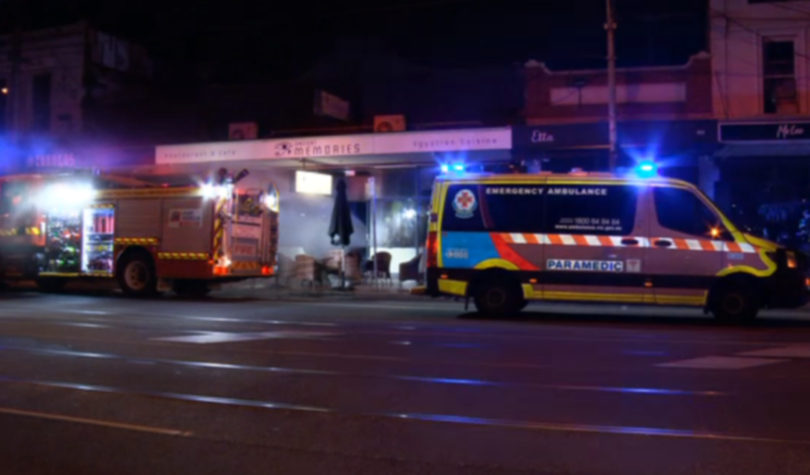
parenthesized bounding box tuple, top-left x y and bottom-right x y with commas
(512, 120, 718, 184)
(154, 127, 513, 275)
(715, 120, 810, 246)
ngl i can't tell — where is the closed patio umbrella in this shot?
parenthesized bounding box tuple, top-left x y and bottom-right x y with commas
(328, 179, 354, 289)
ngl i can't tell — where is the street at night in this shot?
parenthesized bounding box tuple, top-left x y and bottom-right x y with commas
(3, 290, 810, 474)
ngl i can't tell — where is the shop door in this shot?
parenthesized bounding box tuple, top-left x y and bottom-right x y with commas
(542, 183, 650, 303)
(647, 186, 726, 306)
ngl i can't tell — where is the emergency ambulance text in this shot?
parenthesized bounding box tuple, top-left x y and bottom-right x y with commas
(547, 187, 607, 196)
(485, 187, 544, 196)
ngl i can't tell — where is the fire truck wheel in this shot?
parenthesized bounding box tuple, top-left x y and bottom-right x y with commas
(472, 278, 523, 317)
(35, 278, 67, 293)
(711, 283, 759, 324)
(118, 253, 157, 297)
(173, 280, 211, 298)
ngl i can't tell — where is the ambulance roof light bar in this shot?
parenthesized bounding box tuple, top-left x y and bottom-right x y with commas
(440, 163, 466, 174)
(635, 160, 658, 179)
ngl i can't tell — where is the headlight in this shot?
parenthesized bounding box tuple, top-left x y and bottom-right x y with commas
(201, 183, 231, 200)
(787, 251, 797, 269)
(263, 194, 277, 209)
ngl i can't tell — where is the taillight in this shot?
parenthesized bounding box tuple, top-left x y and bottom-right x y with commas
(426, 231, 438, 268)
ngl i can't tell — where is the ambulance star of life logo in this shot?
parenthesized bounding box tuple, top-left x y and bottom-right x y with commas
(452, 189, 477, 219)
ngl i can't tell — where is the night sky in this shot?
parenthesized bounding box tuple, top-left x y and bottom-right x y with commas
(2, 0, 708, 77)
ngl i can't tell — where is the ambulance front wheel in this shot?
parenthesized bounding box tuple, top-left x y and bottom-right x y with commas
(472, 279, 524, 317)
(711, 283, 759, 324)
(118, 251, 157, 297)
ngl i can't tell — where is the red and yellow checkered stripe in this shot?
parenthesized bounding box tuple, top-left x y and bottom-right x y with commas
(230, 261, 261, 271)
(157, 252, 209, 260)
(115, 237, 158, 245)
(0, 227, 41, 237)
(212, 198, 226, 259)
(497, 233, 758, 254)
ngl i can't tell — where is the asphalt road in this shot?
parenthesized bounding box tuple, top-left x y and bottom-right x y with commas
(3, 289, 810, 475)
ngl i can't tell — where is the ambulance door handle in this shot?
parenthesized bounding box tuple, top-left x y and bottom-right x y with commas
(653, 239, 672, 248)
(620, 238, 638, 246)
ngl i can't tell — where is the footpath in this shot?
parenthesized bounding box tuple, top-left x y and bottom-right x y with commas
(219, 278, 431, 301)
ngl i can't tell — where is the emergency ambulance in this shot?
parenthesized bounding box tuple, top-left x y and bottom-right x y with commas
(0, 169, 280, 297)
(422, 166, 808, 322)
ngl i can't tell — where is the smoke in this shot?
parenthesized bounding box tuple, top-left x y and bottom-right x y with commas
(277, 192, 368, 260)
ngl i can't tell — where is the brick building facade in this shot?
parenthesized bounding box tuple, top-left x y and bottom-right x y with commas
(518, 52, 718, 182)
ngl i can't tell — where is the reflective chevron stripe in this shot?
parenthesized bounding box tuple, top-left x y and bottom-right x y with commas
(115, 237, 159, 245)
(230, 261, 261, 271)
(0, 227, 41, 236)
(497, 233, 758, 253)
(157, 252, 209, 260)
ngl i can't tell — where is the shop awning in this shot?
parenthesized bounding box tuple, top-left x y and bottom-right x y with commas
(715, 142, 810, 158)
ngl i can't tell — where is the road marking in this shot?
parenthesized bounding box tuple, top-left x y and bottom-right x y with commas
(391, 412, 810, 445)
(63, 310, 110, 315)
(0, 377, 330, 414)
(305, 302, 454, 312)
(57, 322, 110, 329)
(0, 378, 758, 444)
(0, 345, 729, 396)
(737, 346, 810, 358)
(152, 330, 340, 344)
(0, 406, 191, 437)
(623, 350, 668, 356)
(657, 356, 787, 370)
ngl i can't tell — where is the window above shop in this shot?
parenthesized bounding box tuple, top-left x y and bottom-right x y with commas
(763, 38, 798, 115)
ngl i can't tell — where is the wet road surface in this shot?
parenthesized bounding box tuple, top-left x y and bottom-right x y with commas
(2, 290, 810, 474)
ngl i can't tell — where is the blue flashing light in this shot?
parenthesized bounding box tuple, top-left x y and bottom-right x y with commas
(636, 160, 658, 178)
(440, 163, 465, 174)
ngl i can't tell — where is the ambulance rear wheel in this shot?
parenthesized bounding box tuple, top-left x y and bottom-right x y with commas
(118, 253, 157, 297)
(473, 280, 523, 317)
(711, 284, 759, 324)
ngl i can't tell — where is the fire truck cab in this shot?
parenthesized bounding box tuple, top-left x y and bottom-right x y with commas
(0, 169, 279, 297)
(421, 165, 808, 323)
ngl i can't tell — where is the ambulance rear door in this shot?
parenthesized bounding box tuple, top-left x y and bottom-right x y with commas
(542, 182, 650, 303)
(439, 182, 546, 282)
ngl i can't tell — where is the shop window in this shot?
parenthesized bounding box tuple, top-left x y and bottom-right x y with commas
(654, 187, 727, 239)
(376, 199, 424, 248)
(545, 185, 638, 235)
(763, 39, 797, 114)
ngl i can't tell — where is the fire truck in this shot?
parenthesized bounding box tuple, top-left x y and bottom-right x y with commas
(0, 168, 279, 297)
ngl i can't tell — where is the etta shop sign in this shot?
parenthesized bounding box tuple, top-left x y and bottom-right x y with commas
(531, 130, 555, 143)
(514, 124, 608, 149)
(720, 122, 810, 142)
